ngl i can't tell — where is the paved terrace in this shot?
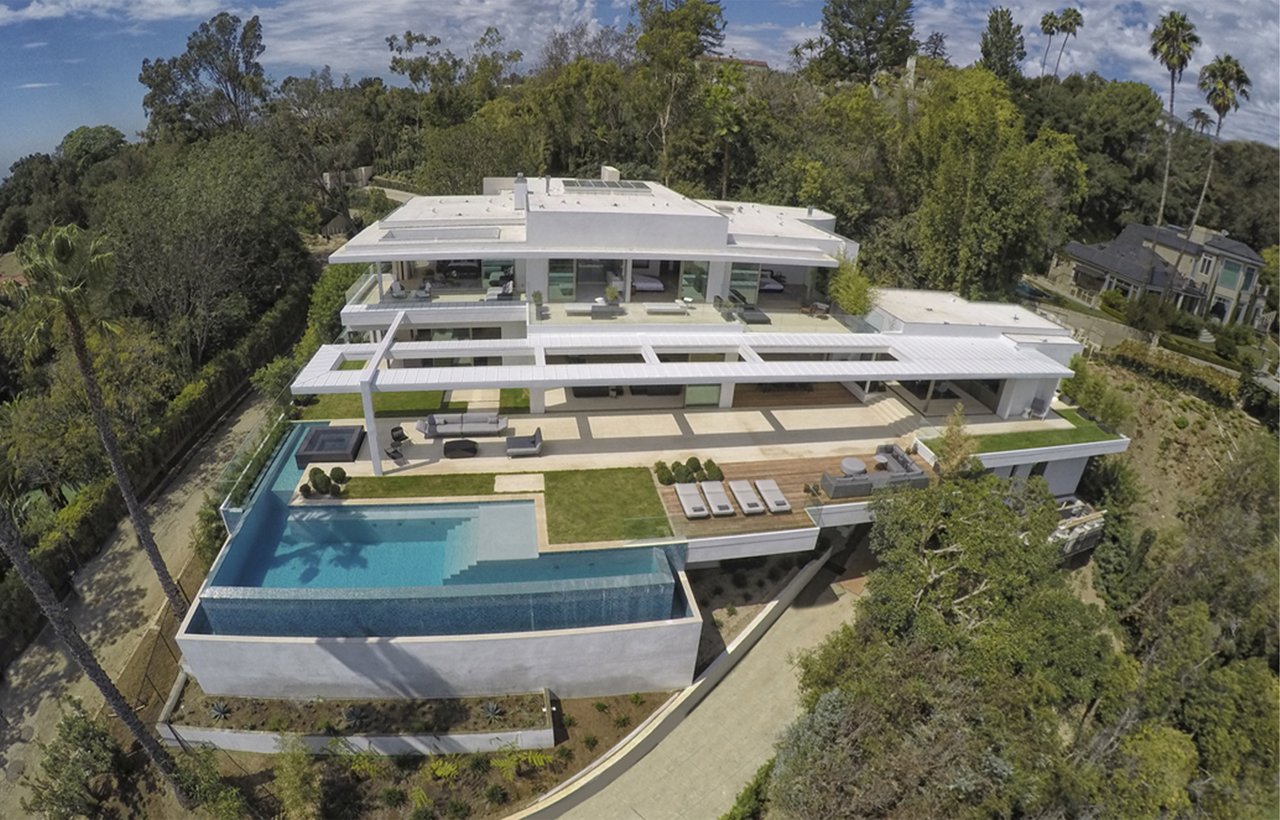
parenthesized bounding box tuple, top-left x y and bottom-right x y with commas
(297, 392, 1076, 544)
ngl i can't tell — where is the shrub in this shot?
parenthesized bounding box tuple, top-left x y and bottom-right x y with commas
(726, 604, 738, 617)
(731, 570, 748, 589)
(583, 735, 599, 751)
(191, 497, 229, 570)
(22, 699, 119, 819)
(1100, 288, 1128, 313)
(179, 747, 250, 820)
(298, 483, 313, 498)
(685, 456, 702, 474)
(328, 482, 344, 499)
(467, 753, 491, 774)
(629, 693, 645, 706)
(328, 466, 348, 485)
(613, 713, 632, 728)
(722, 759, 775, 820)
(594, 701, 609, 713)
(1173, 415, 1189, 430)
(704, 459, 724, 481)
(381, 788, 408, 808)
(445, 798, 472, 819)
(308, 466, 326, 485)
(671, 462, 693, 483)
(1110, 340, 1237, 406)
(309, 471, 332, 495)
(274, 736, 321, 820)
(485, 784, 509, 805)
(562, 714, 577, 728)
(654, 461, 674, 485)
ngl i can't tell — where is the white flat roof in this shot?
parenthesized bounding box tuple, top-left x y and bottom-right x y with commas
(874, 289, 1064, 332)
(330, 176, 853, 267)
(292, 323, 1073, 395)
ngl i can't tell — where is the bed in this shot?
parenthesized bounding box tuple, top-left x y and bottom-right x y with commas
(631, 274, 666, 293)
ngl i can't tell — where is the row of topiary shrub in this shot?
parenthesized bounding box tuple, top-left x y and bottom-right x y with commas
(300, 467, 351, 498)
(1108, 339, 1238, 406)
(653, 456, 724, 485)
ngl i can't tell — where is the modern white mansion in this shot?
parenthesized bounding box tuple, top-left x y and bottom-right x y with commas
(177, 170, 1128, 701)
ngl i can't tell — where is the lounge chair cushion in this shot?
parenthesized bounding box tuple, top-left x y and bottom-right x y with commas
(675, 484, 709, 520)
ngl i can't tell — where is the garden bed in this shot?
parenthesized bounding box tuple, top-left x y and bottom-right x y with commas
(171, 676, 546, 735)
(686, 553, 808, 673)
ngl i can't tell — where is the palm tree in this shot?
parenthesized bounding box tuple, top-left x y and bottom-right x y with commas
(1187, 107, 1213, 134)
(1039, 12, 1060, 76)
(14, 226, 188, 618)
(0, 510, 192, 809)
(1150, 11, 1201, 229)
(1053, 8, 1083, 78)
(1185, 55, 1252, 316)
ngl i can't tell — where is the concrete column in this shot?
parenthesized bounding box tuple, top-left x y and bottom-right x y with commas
(361, 383, 382, 477)
(718, 383, 736, 408)
(524, 258, 549, 304)
(530, 388, 545, 415)
(706, 261, 730, 303)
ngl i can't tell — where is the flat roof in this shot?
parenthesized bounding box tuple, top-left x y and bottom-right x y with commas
(292, 321, 1074, 395)
(874, 289, 1064, 332)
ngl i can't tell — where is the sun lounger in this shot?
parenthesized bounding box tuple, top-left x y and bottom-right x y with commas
(675, 484, 709, 520)
(728, 480, 766, 515)
(755, 479, 792, 513)
(699, 481, 736, 517)
(505, 427, 543, 457)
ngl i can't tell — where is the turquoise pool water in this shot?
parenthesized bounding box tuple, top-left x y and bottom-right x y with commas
(198, 422, 688, 638)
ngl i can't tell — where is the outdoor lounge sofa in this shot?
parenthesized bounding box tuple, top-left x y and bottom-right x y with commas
(675, 484, 709, 520)
(755, 479, 792, 513)
(505, 427, 543, 458)
(728, 480, 766, 515)
(700, 481, 736, 516)
(821, 444, 930, 499)
(417, 413, 507, 438)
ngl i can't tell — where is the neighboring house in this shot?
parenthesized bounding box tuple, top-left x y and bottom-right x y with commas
(176, 169, 1128, 702)
(1056, 223, 1268, 328)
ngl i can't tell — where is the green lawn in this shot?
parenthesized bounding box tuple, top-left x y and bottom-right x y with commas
(299, 391, 468, 420)
(499, 387, 530, 414)
(336, 360, 366, 371)
(343, 466, 672, 544)
(968, 408, 1121, 453)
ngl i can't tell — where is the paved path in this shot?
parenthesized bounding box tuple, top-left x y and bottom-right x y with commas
(0, 396, 265, 813)
(558, 569, 856, 820)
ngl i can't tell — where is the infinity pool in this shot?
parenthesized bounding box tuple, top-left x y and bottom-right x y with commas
(196, 423, 688, 638)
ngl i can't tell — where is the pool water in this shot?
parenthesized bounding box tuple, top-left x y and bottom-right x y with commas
(197, 422, 688, 638)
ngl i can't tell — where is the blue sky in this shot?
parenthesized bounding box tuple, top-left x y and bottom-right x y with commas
(1, 0, 1276, 178)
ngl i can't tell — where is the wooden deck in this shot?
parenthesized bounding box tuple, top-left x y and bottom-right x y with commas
(658, 451, 933, 538)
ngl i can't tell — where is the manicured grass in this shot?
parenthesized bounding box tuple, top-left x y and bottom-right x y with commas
(543, 468, 672, 543)
(336, 359, 366, 371)
(500, 387, 530, 414)
(299, 391, 468, 420)
(968, 408, 1120, 453)
(344, 466, 673, 544)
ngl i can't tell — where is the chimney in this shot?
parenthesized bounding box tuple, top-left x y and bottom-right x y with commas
(806, 205, 814, 217)
(601, 165, 621, 182)
(543, 174, 551, 194)
(513, 173, 528, 211)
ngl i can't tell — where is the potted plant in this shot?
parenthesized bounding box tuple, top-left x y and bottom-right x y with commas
(531, 290, 544, 320)
(605, 284, 620, 305)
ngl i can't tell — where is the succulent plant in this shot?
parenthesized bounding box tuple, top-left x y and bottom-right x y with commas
(481, 701, 505, 724)
(342, 706, 367, 728)
(209, 701, 231, 722)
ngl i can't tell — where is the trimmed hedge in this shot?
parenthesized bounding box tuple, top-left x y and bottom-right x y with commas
(0, 268, 315, 667)
(1158, 333, 1242, 372)
(1109, 339, 1238, 406)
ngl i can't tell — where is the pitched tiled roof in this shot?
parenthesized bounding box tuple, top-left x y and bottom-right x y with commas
(1063, 239, 1191, 292)
(1204, 234, 1264, 264)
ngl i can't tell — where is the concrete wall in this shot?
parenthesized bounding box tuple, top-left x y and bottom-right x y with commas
(1042, 457, 1089, 497)
(996, 377, 1057, 418)
(179, 574, 703, 700)
(524, 258, 549, 303)
(685, 527, 819, 566)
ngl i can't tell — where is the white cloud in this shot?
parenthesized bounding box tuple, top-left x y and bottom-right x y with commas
(16, 82, 59, 88)
(21, 40, 47, 47)
(253, 0, 599, 76)
(0, 1, 221, 26)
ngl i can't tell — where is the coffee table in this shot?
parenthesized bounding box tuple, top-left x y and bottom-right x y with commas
(443, 439, 478, 459)
(840, 457, 867, 476)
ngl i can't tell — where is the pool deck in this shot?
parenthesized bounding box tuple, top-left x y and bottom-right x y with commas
(293, 392, 1076, 547)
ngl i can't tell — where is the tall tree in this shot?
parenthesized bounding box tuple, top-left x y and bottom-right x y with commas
(1053, 8, 1083, 77)
(1179, 55, 1251, 312)
(139, 12, 267, 139)
(0, 509, 192, 809)
(1150, 11, 1200, 229)
(803, 0, 917, 84)
(1039, 12, 1060, 76)
(920, 31, 949, 64)
(978, 7, 1027, 83)
(12, 226, 188, 618)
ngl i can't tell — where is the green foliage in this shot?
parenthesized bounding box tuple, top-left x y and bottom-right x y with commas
(484, 784, 509, 805)
(1103, 724, 1198, 817)
(654, 460, 674, 485)
(328, 466, 348, 485)
(22, 699, 119, 820)
(190, 496, 228, 570)
(934, 402, 978, 478)
(427, 755, 460, 782)
(978, 7, 1026, 82)
(308, 468, 332, 495)
(827, 255, 875, 315)
(804, 0, 916, 84)
(177, 747, 249, 820)
(583, 735, 599, 751)
(1110, 339, 1237, 405)
(380, 787, 408, 808)
(703, 459, 723, 481)
(721, 759, 773, 820)
(274, 736, 321, 820)
(1100, 288, 1128, 312)
(1059, 354, 1132, 427)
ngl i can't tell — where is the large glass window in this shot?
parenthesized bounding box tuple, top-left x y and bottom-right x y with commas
(729, 263, 761, 306)
(1244, 267, 1257, 292)
(679, 261, 709, 302)
(548, 259, 575, 302)
(1218, 260, 1242, 292)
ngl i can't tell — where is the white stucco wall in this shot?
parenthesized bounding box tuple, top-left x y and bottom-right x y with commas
(684, 527, 820, 566)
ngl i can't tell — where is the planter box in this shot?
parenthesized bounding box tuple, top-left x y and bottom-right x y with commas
(157, 672, 553, 755)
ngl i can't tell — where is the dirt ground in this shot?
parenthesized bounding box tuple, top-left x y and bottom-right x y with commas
(686, 553, 811, 673)
(1093, 361, 1266, 532)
